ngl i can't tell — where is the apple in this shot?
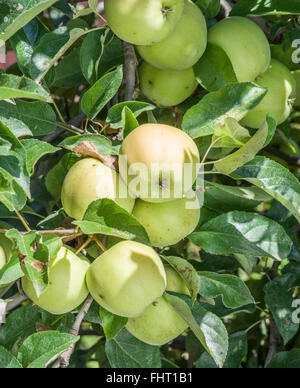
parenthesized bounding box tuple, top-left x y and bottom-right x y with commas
(165, 264, 190, 295)
(139, 62, 198, 107)
(22, 247, 89, 315)
(292, 70, 300, 107)
(208, 16, 271, 82)
(242, 59, 295, 128)
(61, 158, 135, 220)
(137, 0, 207, 70)
(132, 194, 200, 247)
(86, 241, 167, 317)
(104, 0, 184, 45)
(119, 124, 200, 202)
(126, 295, 188, 345)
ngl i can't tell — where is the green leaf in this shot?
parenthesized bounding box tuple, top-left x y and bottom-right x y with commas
(190, 211, 292, 260)
(0, 0, 59, 42)
(45, 153, 79, 202)
(30, 26, 90, 82)
(203, 181, 272, 213)
(0, 100, 57, 137)
(267, 349, 300, 368)
(0, 346, 23, 368)
(100, 307, 128, 341)
(194, 43, 237, 92)
(162, 256, 200, 302)
(198, 272, 255, 309)
(167, 294, 228, 368)
(122, 107, 139, 138)
(231, 0, 300, 16)
(196, 331, 247, 369)
(80, 29, 124, 85)
(0, 254, 23, 287)
(232, 156, 300, 224)
(264, 274, 299, 345)
(214, 117, 270, 175)
(107, 101, 155, 129)
(17, 331, 79, 368)
(22, 139, 59, 176)
(74, 199, 149, 244)
(196, 0, 220, 18)
(51, 47, 87, 88)
(81, 66, 123, 119)
(0, 74, 52, 102)
(182, 83, 267, 138)
(212, 118, 251, 148)
(59, 134, 113, 156)
(105, 329, 161, 368)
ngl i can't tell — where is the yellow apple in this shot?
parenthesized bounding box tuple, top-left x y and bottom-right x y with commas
(86, 241, 167, 317)
(61, 158, 135, 220)
(132, 195, 200, 247)
(104, 0, 184, 45)
(137, 0, 207, 70)
(119, 124, 200, 202)
(208, 16, 271, 82)
(139, 62, 198, 107)
(126, 295, 188, 345)
(22, 247, 89, 315)
(242, 59, 295, 128)
(292, 70, 300, 107)
(165, 264, 190, 295)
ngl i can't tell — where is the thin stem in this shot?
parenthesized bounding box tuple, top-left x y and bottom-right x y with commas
(0, 229, 81, 237)
(75, 236, 93, 255)
(245, 319, 264, 334)
(56, 122, 85, 135)
(15, 210, 31, 232)
(201, 136, 226, 166)
(52, 295, 94, 368)
(93, 235, 107, 252)
(52, 100, 66, 123)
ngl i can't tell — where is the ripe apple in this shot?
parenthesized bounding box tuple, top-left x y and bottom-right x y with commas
(165, 264, 190, 295)
(22, 247, 89, 315)
(119, 124, 200, 202)
(208, 16, 271, 82)
(86, 241, 167, 317)
(292, 70, 300, 107)
(0, 234, 12, 270)
(104, 0, 184, 45)
(137, 0, 207, 70)
(126, 295, 188, 345)
(242, 59, 295, 128)
(61, 158, 135, 220)
(132, 195, 200, 247)
(139, 62, 198, 107)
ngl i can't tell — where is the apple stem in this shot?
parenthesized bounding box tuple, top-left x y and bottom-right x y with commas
(14, 210, 31, 232)
(93, 235, 107, 252)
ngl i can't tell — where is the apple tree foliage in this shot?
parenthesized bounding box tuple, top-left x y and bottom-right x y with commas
(0, 0, 300, 369)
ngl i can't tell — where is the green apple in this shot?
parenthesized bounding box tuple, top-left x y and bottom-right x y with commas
(119, 124, 200, 202)
(132, 195, 200, 247)
(165, 264, 190, 295)
(292, 70, 300, 107)
(208, 16, 271, 82)
(126, 295, 188, 345)
(86, 241, 167, 317)
(139, 62, 198, 107)
(104, 0, 184, 45)
(137, 0, 207, 70)
(242, 59, 295, 128)
(22, 247, 89, 315)
(61, 158, 135, 220)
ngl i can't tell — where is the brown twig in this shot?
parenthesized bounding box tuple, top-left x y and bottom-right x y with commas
(122, 42, 138, 101)
(52, 295, 94, 369)
(265, 318, 282, 368)
(219, 0, 233, 18)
